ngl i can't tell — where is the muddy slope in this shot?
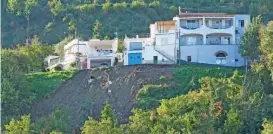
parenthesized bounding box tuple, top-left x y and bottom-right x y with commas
(30, 65, 175, 130)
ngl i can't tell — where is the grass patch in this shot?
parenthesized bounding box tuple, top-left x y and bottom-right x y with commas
(24, 69, 79, 100)
(136, 65, 244, 110)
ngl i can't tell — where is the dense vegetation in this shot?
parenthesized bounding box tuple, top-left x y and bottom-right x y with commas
(136, 65, 244, 109)
(1, 1, 273, 133)
(1, 37, 79, 128)
(2, 0, 273, 47)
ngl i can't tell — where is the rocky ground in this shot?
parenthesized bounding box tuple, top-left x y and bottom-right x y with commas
(30, 64, 176, 131)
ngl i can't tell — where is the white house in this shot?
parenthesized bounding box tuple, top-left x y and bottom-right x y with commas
(124, 12, 250, 67)
(63, 39, 88, 64)
(86, 39, 118, 69)
(172, 12, 250, 67)
(61, 39, 118, 69)
(123, 35, 172, 65)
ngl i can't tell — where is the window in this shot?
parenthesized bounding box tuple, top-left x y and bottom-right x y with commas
(216, 52, 227, 64)
(187, 20, 195, 23)
(187, 56, 191, 62)
(239, 20, 245, 27)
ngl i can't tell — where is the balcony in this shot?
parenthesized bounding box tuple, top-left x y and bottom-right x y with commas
(180, 19, 202, 29)
(205, 19, 233, 29)
(88, 50, 113, 58)
(180, 34, 203, 46)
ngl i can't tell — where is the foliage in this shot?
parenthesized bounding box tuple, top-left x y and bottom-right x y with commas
(149, 1, 160, 8)
(102, 1, 111, 12)
(130, 1, 146, 9)
(113, 2, 127, 10)
(259, 21, 273, 81)
(262, 119, 273, 134)
(33, 108, 72, 133)
(70, 61, 76, 67)
(3, 0, 273, 47)
(24, 70, 79, 99)
(81, 103, 124, 134)
(92, 20, 102, 39)
(240, 15, 262, 61)
(159, 76, 166, 84)
(54, 36, 73, 57)
(54, 64, 63, 71)
(3, 115, 31, 134)
(117, 39, 124, 53)
(136, 65, 244, 110)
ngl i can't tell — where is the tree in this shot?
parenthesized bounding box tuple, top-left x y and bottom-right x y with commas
(81, 103, 123, 134)
(102, 0, 111, 12)
(7, 0, 38, 45)
(48, 0, 65, 17)
(260, 21, 273, 80)
(262, 119, 273, 134)
(4, 115, 31, 134)
(55, 36, 74, 56)
(117, 39, 124, 53)
(92, 20, 102, 39)
(239, 16, 262, 61)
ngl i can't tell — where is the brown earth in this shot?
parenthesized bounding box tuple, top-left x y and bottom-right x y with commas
(30, 64, 175, 132)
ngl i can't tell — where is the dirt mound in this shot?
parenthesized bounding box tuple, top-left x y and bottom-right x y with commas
(30, 64, 175, 131)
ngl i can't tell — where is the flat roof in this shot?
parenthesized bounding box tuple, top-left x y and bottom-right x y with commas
(177, 13, 234, 17)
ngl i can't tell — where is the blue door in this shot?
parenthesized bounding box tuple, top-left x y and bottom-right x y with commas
(128, 53, 142, 65)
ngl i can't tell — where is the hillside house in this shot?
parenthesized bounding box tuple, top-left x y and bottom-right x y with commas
(124, 12, 250, 67)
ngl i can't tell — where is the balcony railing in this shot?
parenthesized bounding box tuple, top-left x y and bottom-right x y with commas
(206, 24, 233, 29)
(181, 23, 201, 29)
(180, 43, 238, 46)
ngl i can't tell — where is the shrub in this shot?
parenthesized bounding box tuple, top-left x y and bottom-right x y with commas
(102, 1, 111, 12)
(160, 76, 166, 84)
(54, 64, 63, 71)
(114, 57, 118, 65)
(70, 61, 76, 67)
(149, 1, 160, 8)
(130, 1, 146, 9)
(113, 2, 127, 10)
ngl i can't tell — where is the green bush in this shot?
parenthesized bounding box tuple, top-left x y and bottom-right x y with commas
(70, 61, 76, 67)
(130, 1, 146, 9)
(54, 64, 63, 71)
(160, 76, 166, 84)
(149, 1, 160, 7)
(113, 2, 127, 10)
(136, 65, 244, 110)
(33, 108, 72, 133)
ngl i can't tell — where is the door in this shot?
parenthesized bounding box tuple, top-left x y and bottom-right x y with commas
(128, 53, 142, 65)
(153, 56, 158, 64)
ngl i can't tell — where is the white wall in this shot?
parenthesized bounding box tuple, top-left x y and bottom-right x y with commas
(180, 45, 244, 67)
(142, 45, 170, 63)
(123, 38, 148, 65)
(155, 32, 177, 58)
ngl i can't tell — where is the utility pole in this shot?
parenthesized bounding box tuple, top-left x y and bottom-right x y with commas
(178, 29, 181, 65)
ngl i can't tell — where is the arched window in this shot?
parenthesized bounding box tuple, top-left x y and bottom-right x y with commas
(215, 51, 227, 64)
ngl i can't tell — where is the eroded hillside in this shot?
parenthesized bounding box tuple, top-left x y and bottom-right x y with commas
(30, 65, 175, 130)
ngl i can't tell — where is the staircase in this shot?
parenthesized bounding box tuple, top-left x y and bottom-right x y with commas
(154, 45, 175, 64)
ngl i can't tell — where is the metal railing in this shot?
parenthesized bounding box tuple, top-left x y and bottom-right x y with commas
(180, 23, 201, 29)
(143, 60, 174, 64)
(154, 45, 175, 63)
(180, 43, 238, 46)
(206, 24, 233, 29)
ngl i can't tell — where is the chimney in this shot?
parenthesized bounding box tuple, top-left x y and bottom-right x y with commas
(179, 6, 182, 15)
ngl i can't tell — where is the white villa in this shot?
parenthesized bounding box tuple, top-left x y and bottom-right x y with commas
(123, 11, 250, 67)
(52, 39, 118, 69)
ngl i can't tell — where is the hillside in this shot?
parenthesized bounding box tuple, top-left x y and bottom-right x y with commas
(2, 0, 273, 47)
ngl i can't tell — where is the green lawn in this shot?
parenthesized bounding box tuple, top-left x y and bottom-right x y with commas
(136, 65, 244, 110)
(24, 70, 79, 100)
